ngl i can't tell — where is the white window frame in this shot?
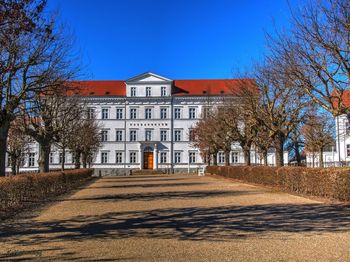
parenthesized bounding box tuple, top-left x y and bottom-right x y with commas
(101, 152, 108, 164)
(189, 152, 196, 164)
(189, 108, 196, 119)
(160, 152, 167, 163)
(130, 152, 137, 163)
(116, 130, 123, 141)
(174, 152, 181, 163)
(146, 86, 151, 97)
(101, 130, 108, 142)
(131, 87, 136, 97)
(130, 130, 137, 142)
(161, 86, 167, 96)
(28, 153, 35, 167)
(145, 130, 152, 141)
(160, 108, 167, 119)
(218, 152, 225, 164)
(145, 108, 152, 119)
(160, 130, 167, 141)
(101, 108, 109, 119)
(116, 151, 123, 164)
(174, 108, 181, 119)
(232, 152, 239, 163)
(130, 108, 137, 119)
(87, 108, 95, 119)
(174, 130, 182, 142)
(116, 108, 123, 119)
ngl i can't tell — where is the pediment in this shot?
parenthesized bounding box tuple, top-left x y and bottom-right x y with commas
(126, 72, 172, 84)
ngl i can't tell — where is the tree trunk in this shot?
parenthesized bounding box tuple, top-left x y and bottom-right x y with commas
(225, 151, 230, 166)
(39, 143, 51, 173)
(0, 123, 10, 176)
(82, 152, 87, 168)
(275, 136, 285, 167)
(206, 153, 211, 166)
(244, 149, 251, 166)
(213, 152, 218, 165)
(74, 152, 81, 169)
(263, 150, 268, 166)
(61, 147, 66, 171)
(319, 148, 324, 168)
(295, 142, 301, 166)
(10, 156, 16, 176)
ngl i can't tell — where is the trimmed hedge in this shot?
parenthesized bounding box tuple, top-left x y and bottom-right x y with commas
(207, 166, 350, 201)
(0, 169, 93, 215)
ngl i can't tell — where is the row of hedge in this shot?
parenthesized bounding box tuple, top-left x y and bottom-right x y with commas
(206, 166, 350, 201)
(0, 169, 94, 215)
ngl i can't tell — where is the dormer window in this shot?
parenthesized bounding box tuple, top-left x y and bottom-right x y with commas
(131, 87, 136, 97)
(161, 86, 166, 96)
(146, 87, 151, 97)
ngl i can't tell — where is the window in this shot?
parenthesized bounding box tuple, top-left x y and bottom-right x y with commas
(145, 108, 152, 119)
(174, 152, 181, 163)
(160, 108, 167, 119)
(101, 152, 108, 164)
(146, 87, 151, 97)
(116, 130, 123, 141)
(116, 152, 123, 163)
(202, 107, 210, 119)
(49, 152, 54, 164)
(160, 130, 167, 141)
(59, 152, 66, 164)
(218, 152, 225, 164)
(7, 154, 11, 167)
(160, 152, 167, 163)
(189, 152, 196, 164)
(130, 130, 137, 142)
(347, 145, 350, 157)
(161, 86, 167, 96)
(131, 87, 136, 97)
(189, 108, 196, 119)
(232, 152, 239, 163)
(101, 130, 108, 142)
(130, 152, 137, 163)
(101, 108, 109, 119)
(28, 153, 35, 167)
(116, 108, 123, 119)
(174, 130, 181, 141)
(145, 130, 152, 141)
(87, 108, 95, 119)
(189, 129, 195, 141)
(174, 108, 181, 119)
(130, 108, 137, 119)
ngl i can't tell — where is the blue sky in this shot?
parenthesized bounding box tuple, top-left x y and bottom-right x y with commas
(48, 0, 300, 80)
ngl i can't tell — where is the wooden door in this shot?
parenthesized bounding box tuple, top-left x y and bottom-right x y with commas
(143, 152, 153, 169)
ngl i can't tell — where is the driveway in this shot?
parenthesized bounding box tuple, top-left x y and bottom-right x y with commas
(0, 174, 350, 261)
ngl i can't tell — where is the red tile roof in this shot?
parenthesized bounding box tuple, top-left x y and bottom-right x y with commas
(66, 79, 256, 97)
(173, 79, 256, 96)
(67, 81, 126, 96)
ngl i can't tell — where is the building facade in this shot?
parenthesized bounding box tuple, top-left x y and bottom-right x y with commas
(7, 72, 278, 174)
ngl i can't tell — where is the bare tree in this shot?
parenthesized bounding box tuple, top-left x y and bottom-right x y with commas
(303, 111, 334, 167)
(273, 0, 350, 117)
(68, 115, 100, 169)
(0, 0, 78, 176)
(7, 118, 30, 175)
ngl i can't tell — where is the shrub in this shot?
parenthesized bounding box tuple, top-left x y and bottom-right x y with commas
(206, 166, 350, 201)
(0, 169, 93, 215)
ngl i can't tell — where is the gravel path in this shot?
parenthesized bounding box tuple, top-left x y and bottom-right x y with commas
(0, 174, 350, 261)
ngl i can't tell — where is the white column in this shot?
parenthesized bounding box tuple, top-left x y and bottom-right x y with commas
(153, 144, 158, 170)
(139, 144, 142, 170)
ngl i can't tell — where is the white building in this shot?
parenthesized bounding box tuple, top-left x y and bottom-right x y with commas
(7, 72, 279, 174)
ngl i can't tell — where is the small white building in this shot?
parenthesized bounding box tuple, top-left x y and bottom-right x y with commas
(7, 72, 281, 174)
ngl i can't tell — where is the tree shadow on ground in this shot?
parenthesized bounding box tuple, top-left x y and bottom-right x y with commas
(66, 190, 257, 202)
(2, 203, 350, 246)
(86, 182, 209, 189)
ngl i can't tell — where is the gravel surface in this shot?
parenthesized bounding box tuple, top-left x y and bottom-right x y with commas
(0, 174, 350, 261)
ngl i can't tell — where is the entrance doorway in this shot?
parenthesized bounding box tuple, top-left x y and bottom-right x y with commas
(143, 146, 154, 169)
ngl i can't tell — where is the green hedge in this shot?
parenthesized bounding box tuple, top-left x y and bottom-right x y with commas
(0, 169, 93, 214)
(206, 166, 350, 201)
